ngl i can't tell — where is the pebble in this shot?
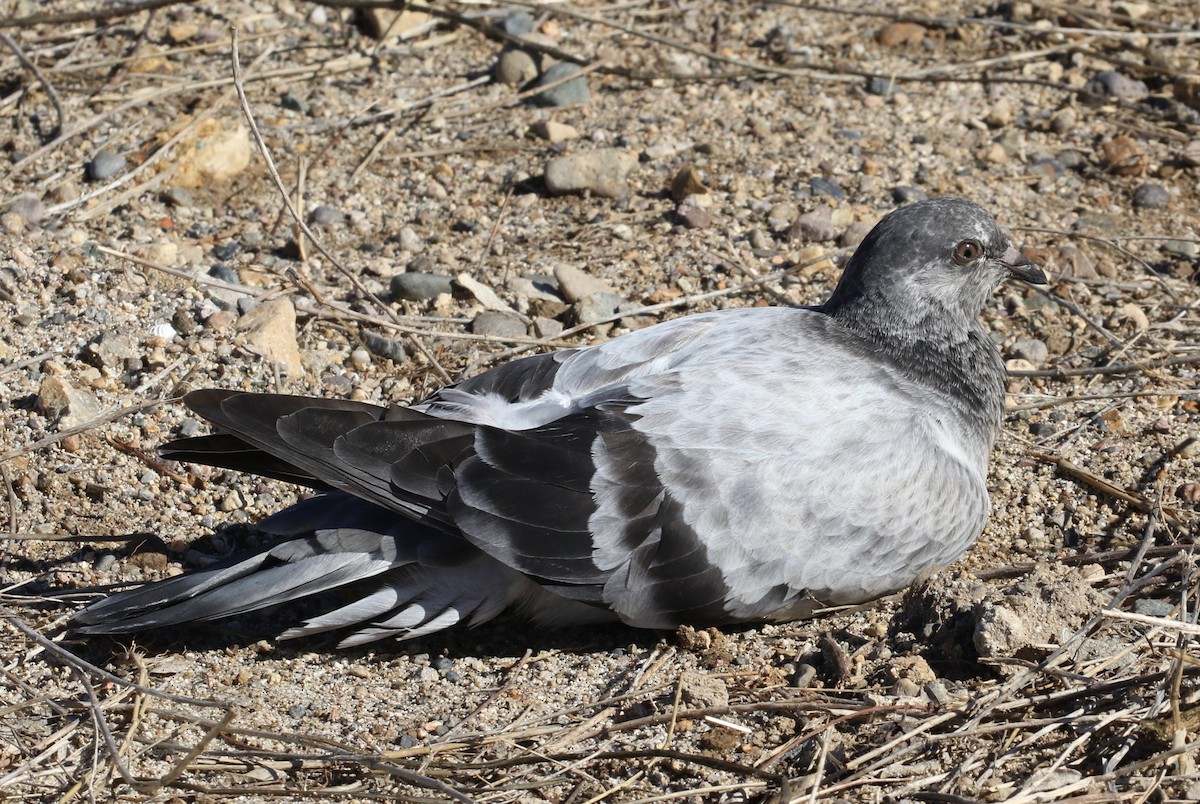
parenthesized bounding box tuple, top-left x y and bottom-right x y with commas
(1083, 70, 1149, 101)
(1163, 239, 1199, 259)
(456, 273, 512, 312)
(839, 219, 874, 248)
(161, 186, 194, 208)
(554, 263, 616, 303)
(892, 185, 927, 204)
(208, 264, 241, 285)
(866, 76, 897, 97)
(85, 332, 138, 369)
(87, 150, 125, 181)
(8, 194, 45, 224)
(748, 228, 772, 251)
(1098, 135, 1147, 176)
(675, 198, 712, 229)
(172, 118, 252, 188)
(1009, 337, 1048, 364)
(809, 177, 845, 201)
(1181, 139, 1200, 168)
(36, 375, 103, 428)
(787, 205, 839, 242)
(349, 348, 371, 370)
(534, 316, 563, 338)
(495, 48, 537, 86)
(531, 119, 579, 143)
(236, 298, 304, 376)
(544, 149, 636, 198)
(766, 203, 800, 233)
(219, 490, 244, 512)
(500, 10, 534, 36)
(669, 165, 708, 202)
(535, 63, 590, 107)
(364, 332, 408, 362)
(308, 204, 344, 227)
(875, 21, 926, 47)
(571, 292, 626, 330)
(391, 272, 453, 301)
(679, 669, 729, 709)
(397, 226, 423, 253)
(1131, 182, 1169, 209)
(1049, 107, 1077, 134)
(472, 311, 527, 338)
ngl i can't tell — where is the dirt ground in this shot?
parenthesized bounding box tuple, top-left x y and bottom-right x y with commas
(2, 1, 1199, 801)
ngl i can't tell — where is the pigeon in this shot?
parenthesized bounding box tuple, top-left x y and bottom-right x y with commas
(72, 197, 1046, 646)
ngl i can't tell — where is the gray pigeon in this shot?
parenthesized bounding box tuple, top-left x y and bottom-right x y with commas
(73, 198, 1046, 646)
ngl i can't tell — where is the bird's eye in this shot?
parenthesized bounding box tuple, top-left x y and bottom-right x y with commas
(953, 239, 983, 266)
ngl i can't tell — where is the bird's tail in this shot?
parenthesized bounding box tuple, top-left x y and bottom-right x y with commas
(71, 493, 538, 647)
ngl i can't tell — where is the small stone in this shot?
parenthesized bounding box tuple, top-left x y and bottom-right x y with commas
(875, 22, 925, 47)
(748, 228, 772, 251)
(36, 376, 103, 428)
(279, 91, 308, 114)
(472, 311, 527, 338)
(535, 63, 590, 107)
(390, 272, 453, 301)
(986, 98, 1015, 127)
(675, 198, 712, 229)
(534, 316, 563, 338)
(456, 274, 512, 312)
(1178, 483, 1200, 503)
(87, 149, 125, 181)
(669, 165, 708, 202)
(1084, 70, 1149, 101)
(1131, 183, 1169, 209)
(236, 298, 304, 376)
(892, 186, 927, 204)
(171, 118, 252, 189)
(349, 348, 371, 370)
(809, 177, 844, 201)
(1181, 140, 1200, 168)
(1009, 337, 1048, 364)
(866, 76, 896, 97)
(571, 292, 625, 330)
(161, 186, 194, 208)
(554, 263, 616, 303)
(363, 332, 408, 362)
(766, 202, 799, 233)
(787, 205, 838, 242)
(307, 204, 343, 227)
(1163, 239, 1199, 259)
(8, 194, 44, 224)
(530, 119, 579, 143)
(839, 220, 875, 248)
(544, 149, 636, 198)
(1049, 107, 1077, 134)
(679, 669, 729, 709)
(85, 332, 139, 369)
(398, 226, 423, 253)
(495, 48, 538, 86)
(1098, 136, 1148, 176)
(219, 490, 243, 512)
(499, 10, 534, 36)
(894, 678, 922, 698)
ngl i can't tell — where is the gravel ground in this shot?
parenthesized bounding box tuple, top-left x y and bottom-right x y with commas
(2, 1, 1199, 801)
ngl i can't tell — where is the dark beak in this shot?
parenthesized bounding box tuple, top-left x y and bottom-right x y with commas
(1001, 245, 1047, 285)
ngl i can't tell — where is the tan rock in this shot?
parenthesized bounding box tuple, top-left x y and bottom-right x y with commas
(37, 375, 103, 429)
(168, 118, 253, 189)
(236, 298, 304, 376)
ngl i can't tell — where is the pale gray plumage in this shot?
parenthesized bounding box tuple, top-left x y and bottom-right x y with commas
(73, 197, 1046, 645)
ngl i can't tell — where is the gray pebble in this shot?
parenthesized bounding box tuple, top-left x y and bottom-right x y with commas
(866, 76, 897, 96)
(207, 264, 240, 285)
(494, 48, 537, 86)
(8, 194, 45, 224)
(432, 656, 453, 671)
(287, 704, 309, 720)
(1010, 337, 1048, 364)
(391, 272, 453, 301)
(675, 198, 711, 229)
(1084, 70, 1149, 101)
(87, 149, 125, 181)
(1132, 598, 1174, 617)
(787, 205, 838, 242)
(810, 177, 845, 201)
(398, 226, 424, 253)
(572, 292, 625, 328)
(94, 553, 117, 573)
(307, 204, 343, 227)
(364, 332, 408, 362)
(535, 63, 590, 107)
(894, 678, 922, 698)
(925, 679, 952, 706)
(1132, 183, 1169, 210)
(162, 186, 194, 208)
(766, 202, 799, 233)
(747, 228, 772, 251)
(500, 11, 534, 36)
(472, 311, 527, 338)
(1163, 239, 1199, 259)
(177, 417, 204, 438)
(85, 332, 138, 369)
(839, 219, 875, 248)
(280, 90, 308, 113)
(544, 149, 636, 198)
(892, 185, 927, 204)
(236, 297, 259, 316)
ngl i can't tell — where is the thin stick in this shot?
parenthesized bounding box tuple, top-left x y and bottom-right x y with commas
(0, 31, 64, 139)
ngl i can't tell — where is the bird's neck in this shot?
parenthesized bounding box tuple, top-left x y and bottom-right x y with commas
(822, 297, 1005, 441)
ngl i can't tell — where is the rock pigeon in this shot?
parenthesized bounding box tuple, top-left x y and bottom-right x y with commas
(73, 198, 1046, 646)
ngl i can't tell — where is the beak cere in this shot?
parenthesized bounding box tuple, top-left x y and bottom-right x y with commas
(1000, 245, 1047, 285)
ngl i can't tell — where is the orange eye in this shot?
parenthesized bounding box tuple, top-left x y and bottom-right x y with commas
(953, 240, 983, 266)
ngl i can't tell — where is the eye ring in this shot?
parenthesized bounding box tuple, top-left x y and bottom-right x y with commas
(953, 239, 983, 266)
